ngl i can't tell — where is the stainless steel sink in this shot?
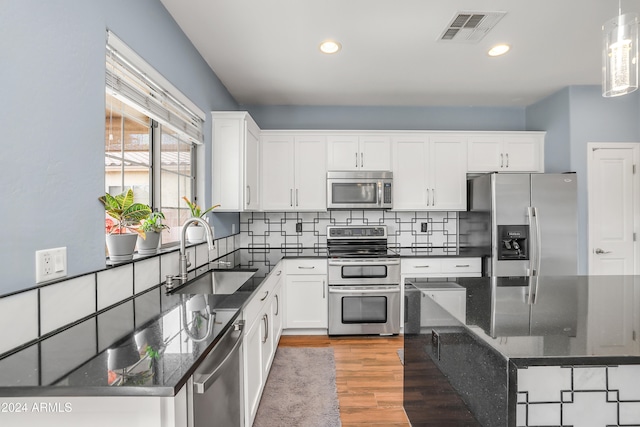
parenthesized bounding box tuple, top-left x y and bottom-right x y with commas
(174, 269, 256, 295)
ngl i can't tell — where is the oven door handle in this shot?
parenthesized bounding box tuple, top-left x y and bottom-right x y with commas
(328, 259, 400, 266)
(328, 287, 400, 294)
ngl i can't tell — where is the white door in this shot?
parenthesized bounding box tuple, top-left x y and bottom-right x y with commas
(429, 135, 467, 210)
(392, 135, 429, 210)
(260, 134, 295, 210)
(295, 135, 327, 210)
(587, 144, 639, 275)
(359, 135, 392, 170)
(327, 135, 359, 170)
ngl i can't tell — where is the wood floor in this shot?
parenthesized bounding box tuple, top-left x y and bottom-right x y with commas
(278, 335, 410, 427)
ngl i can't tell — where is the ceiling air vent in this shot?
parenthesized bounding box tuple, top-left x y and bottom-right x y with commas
(439, 11, 507, 43)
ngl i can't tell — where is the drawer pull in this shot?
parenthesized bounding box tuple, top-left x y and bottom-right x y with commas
(260, 291, 269, 301)
(414, 265, 431, 268)
(298, 266, 315, 269)
(455, 264, 470, 268)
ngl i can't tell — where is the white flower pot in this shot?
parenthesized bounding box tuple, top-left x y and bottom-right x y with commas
(106, 233, 138, 262)
(186, 225, 206, 243)
(137, 231, 161, 255)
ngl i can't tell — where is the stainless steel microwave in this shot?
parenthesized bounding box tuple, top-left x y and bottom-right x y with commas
(327, 171, 393, 209)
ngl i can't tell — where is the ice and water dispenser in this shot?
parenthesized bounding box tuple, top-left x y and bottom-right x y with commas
(497, 225, 528, 260)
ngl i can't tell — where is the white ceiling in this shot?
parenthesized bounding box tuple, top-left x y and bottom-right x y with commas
(160, 0, 640, 107)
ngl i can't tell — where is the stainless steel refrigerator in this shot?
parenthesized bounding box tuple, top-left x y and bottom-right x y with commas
(459, 173, 578, 276)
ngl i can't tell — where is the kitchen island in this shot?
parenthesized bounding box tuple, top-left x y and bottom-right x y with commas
(404, 276, 640, 427)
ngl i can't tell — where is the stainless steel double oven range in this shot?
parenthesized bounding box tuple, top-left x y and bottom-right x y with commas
(327, 225, 400, 336)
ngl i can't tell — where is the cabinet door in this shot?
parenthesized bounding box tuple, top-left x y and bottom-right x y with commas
(244, 119, 260, 210)
(244, 316, 264, 425)
(271, 279, 284, 343)
(285, 275, 328, 329)
(429, 136, 467, 210)
(503, 135, 542, 172)
(467, 136, 503, 172)
(212, 115, 244, 211)
(261, 134, 295, 210)
(360, 135, 392, 171)
(295, 135, 327, 211)
(392, 135, 429, 210)
(327, 135, 359, 170)
(261, 311, 274, 379)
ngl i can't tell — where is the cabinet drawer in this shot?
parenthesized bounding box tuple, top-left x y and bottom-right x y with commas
(285, 259, 327, 275)
(440, 258, 481, 274)
(401, 258, 442, 273)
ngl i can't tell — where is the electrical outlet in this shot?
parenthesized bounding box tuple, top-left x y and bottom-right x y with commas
(296, 222, 303, 233)
(421, 222, 428, 233)
(36, 247, 67, 283)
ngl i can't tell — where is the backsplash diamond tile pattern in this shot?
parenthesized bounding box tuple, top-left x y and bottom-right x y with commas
(516, 365, 640, 426)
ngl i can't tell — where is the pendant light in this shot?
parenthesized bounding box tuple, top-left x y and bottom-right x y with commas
(602, 1, 639, 97)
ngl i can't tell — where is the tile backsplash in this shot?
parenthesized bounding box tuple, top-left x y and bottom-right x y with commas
(0, 235, 239, 358)
(240, 210, 458, 254)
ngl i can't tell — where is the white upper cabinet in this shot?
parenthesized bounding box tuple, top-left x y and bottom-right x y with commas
(212, 111, 261, 211)
(392, 133, 467, 211)
(467, 132, 545, 173)
(261, 132, 327, 211)
(327, 134, 391, 171)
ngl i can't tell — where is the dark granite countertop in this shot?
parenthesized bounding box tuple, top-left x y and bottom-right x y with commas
(0, 265, 272, 397)
(405, 275, 640, 364)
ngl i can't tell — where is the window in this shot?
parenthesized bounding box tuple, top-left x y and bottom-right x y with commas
(105, 31, 204, 247)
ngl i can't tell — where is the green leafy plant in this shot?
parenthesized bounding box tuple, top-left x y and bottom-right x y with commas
(182, 196, 220, 219)
(99, 189, 152, 237)
(139, 211, 169, 235)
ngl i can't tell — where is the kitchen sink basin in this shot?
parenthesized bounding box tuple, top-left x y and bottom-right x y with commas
(173, 269, 256, 295)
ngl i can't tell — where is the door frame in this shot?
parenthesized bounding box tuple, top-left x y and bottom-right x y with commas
(587, 142, 640, 274)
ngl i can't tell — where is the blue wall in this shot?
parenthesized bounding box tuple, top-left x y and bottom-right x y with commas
(246, 105, 526, 131)
(0, 0, 239, 295)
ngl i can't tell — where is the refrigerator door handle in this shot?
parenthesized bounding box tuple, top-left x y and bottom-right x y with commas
(527, 207, 537, 276)
(533, 207, 542, 275)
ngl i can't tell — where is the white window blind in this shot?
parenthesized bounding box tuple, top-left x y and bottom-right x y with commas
(105, 30, 204, 145)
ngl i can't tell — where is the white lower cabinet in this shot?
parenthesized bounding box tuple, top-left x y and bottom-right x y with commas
(284, 259, 328, 331)
(242, 267, 284, 426)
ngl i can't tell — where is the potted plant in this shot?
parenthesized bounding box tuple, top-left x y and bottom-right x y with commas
(100, 189, 152, 261)
(137, 211, 170, 255)
(182, 196, 219, 243)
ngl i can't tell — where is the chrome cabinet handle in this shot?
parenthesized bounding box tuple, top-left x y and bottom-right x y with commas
(427, 188, 431, 206)
(322, 280, 326, 298)
(360, 152, 364, 168)
(432, 188, 436, 206)
(260, 290, 269, 301)
(455, 264, 470, 268)
(595, 248, 612, 254)
(246, 185, 251, 206)
(290, 189, 293, 207)
(275, 294, 279, 316)
(298, 266, 315, 269)
(500, 153, 504, 168)
(276, 270, 282, 276)
(296, 188, 299, 207)
(414, 265, 431, 268)
(262, 314, 269, 343)
(506, 153, 509, 168)
(355, 152, 358, 168)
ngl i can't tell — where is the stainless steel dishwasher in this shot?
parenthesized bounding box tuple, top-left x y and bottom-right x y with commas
(189, 313, 244, 427)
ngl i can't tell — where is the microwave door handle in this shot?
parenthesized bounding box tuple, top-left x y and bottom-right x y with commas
(378, 182, 382, 206)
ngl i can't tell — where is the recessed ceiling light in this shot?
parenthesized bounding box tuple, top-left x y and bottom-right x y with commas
(488, 44, 510, 57)
(319, 40, 341, 54)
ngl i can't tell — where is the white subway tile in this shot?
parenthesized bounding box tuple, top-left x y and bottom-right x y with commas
(41, 275, 95, 335)
(161, 251, 180, 281)
(0, 290, 39, 354)
(97, 264, 133, 310)
(134, 257, 160, 294)
(195, 243, 209, 268)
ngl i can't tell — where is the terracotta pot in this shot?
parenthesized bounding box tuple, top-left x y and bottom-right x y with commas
(106, 233, 138, 262)
(137, 231, 161, 255)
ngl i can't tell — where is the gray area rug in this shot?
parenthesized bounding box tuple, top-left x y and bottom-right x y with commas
(253, 347, 341, 427)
